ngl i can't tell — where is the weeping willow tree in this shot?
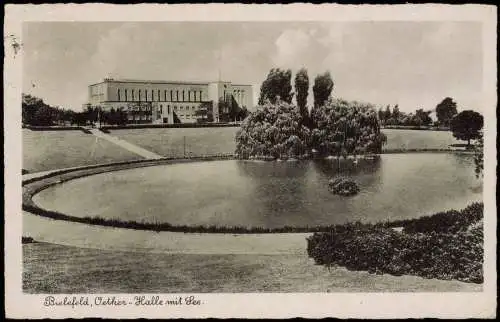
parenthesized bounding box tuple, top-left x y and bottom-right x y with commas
(310, 98, 387, 157)
(235, 99, 311, 159)
(236, 98, 386, 160)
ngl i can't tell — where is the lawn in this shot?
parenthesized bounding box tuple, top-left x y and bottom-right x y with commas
(23, 242, 480, 293)
(22, 127, 464, 173)
(109, 127, 238, 157)
(109, 127, 463, 157)
(22, 129, 142, 173)
(382, 129, 461, 150)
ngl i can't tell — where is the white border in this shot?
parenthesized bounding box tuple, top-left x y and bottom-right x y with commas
(4, 4, 497, 319)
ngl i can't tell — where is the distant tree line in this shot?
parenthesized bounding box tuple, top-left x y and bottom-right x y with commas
(377, 97, 463, 128)
(23, 93, 128, 127)
(22, 93, 75, 126)
(377, 105, 433, 127)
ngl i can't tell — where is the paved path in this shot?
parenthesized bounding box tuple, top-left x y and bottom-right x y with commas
(89, 129, 163, 159)
(23, 212, 310, 255)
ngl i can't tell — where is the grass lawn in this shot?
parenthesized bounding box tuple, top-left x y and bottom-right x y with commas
(23, 242, 481, 293)
(23, 129, 142, 173)
(382, 129, 461, 150)
(110, 127, 238, 157)
(111, 127, 463, 157)
(23, 128, 464, 173)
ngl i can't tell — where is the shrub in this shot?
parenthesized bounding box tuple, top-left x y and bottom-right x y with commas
(307, 203, 483, 283)
(310, 99, 387, 157)
(235, 100, 311, 159)
(328, 177, 360, 196)
(382, 202, 483, 234)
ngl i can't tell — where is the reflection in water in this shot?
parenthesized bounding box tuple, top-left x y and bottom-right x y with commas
(313, 157, 382, 177)
(34, 154, 482, 229)
(236, 160, 310, 178)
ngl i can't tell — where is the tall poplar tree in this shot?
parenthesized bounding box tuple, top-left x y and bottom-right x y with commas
(312, 71, 334, 108)
(294, 68, 310, 127)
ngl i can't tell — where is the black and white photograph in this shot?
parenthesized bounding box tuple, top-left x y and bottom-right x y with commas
(4, 3, 497, 319)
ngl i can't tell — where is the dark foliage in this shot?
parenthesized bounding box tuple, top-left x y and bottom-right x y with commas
(328, 177, 360, 196)
(312, 72, 334, 109)
(450, 110, 484, 146)
(258, 68, 294, 105)
(294, 68, 310, 127)
(382, 202, 483, 233)
(435, 97, 458, 127)
(307, 203, 483, 283)
(22, 236, 37, 244)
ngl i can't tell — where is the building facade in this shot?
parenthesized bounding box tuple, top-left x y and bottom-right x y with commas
(85, 78, 253, 124)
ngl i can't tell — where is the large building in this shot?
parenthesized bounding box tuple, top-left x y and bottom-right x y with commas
(85, 78, 253, 124)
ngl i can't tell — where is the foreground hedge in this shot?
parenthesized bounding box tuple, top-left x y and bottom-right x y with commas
(307, 203, 483, 283)
(382, 202, 483, 234)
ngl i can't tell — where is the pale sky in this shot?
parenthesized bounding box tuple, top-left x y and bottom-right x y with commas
(22, 21, 483, 113)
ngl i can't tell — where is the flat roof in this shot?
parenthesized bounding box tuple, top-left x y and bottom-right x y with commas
(90, 79, 252, 87)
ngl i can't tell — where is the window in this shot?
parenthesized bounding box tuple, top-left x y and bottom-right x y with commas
(132, 90, 135, 101)
(167, 105, 170, 114)
(138, 90, 141, 101)
(199, 91, 202, 101)
(125, 89, 128, 101)
(158, 90, 161, 101)
(151, 90, 154, 102)
(170, 90, 173, 101)
(180, 106, 183, 110)
(182, 90, 185, 102)
(117, 89, 121, 101)
(176, 90, 179, 101)
(164, 90, 167, 102)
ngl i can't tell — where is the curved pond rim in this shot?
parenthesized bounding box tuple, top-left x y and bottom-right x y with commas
(23, 150, 478, 234)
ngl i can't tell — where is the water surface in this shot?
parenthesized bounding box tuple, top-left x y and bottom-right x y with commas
(34, 153, 481, 228)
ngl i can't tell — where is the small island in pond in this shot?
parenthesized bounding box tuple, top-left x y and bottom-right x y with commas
(328, 178, 360, 196)
(235, 96, 387, 161)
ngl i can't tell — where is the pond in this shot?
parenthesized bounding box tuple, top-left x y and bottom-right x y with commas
(33, 153, 482, 229)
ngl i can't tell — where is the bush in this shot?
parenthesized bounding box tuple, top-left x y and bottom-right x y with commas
(307, 203, 483, 283)
(310, 99, 387, 156)
(235, 100, 311, 159)
(235, 98, 386, 160)
(328, 177, 360, 196)
(382, 202, 483, 234)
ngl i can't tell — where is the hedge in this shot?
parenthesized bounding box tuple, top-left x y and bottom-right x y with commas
(307, 203, 483, 283)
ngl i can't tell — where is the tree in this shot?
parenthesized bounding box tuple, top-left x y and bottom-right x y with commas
(218, 97, 233, 122)
(294, 68, 309, 125)
(22, 94, 44, 125)
(313, 71, 334, 109)
(258, 68, 294, 105)
(32, 104, 54, 126)
(450, 110, 484, 146)
(235, 99, 310, 159)
(392, 104, 400, 122)
(473, 131, 483, 178)
(436, 97, 458, 127)
(415, 109, 433, 126)
(378, 108, 385, 124)
(196, 101, 214, 123)
(384, 105, 392, 122)
(310, 99, 386, 156)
